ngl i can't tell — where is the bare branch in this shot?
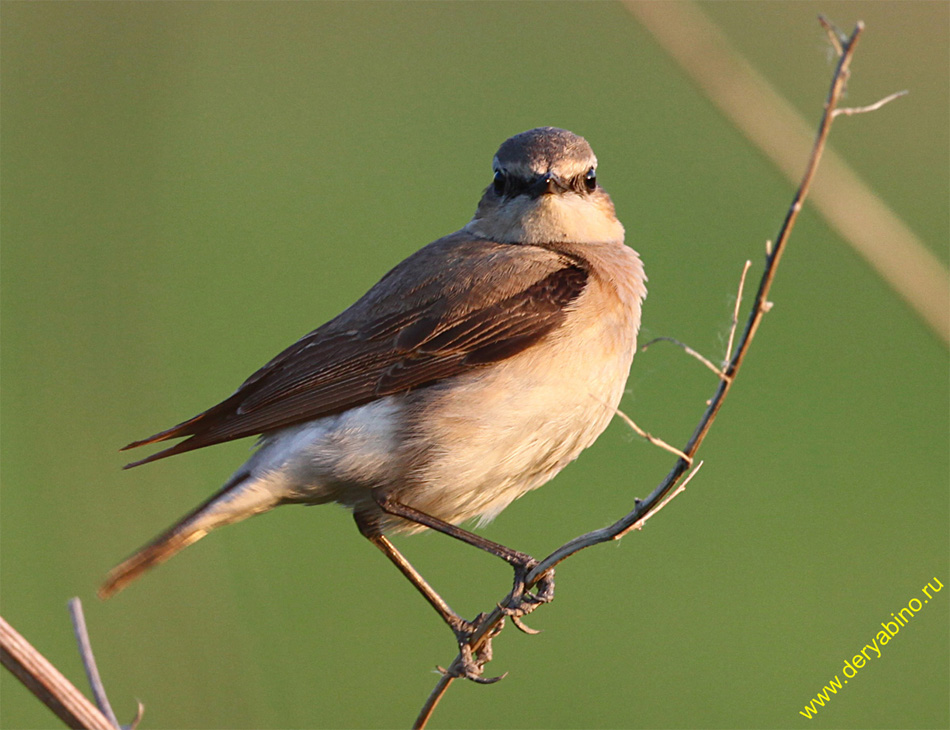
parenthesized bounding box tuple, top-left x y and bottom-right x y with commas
(612, 461, 701, 540)
(1, 614, 114, 730)
(68, 598, 122, 729)
(413, 18, 889, 728)
(413, 674, 452, 730)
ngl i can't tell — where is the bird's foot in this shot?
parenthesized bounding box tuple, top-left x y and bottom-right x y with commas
(438, 613, 507, 684)
(501, 562, 556, 634)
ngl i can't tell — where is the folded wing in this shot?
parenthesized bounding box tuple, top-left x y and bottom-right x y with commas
(122, 234, 589, 467)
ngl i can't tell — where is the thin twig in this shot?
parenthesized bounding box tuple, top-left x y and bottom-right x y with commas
(413, 19, 875, 728)
(615, 408, 692, 463)
(724, 261, 752, 365)
(639, 337, 729, 380)
(68, 598, 121, 729)
(832, 89, 908, 117)
(0, 614, 114, 730)
(613, 461, 701, 540)
(818, 14, 845, 56)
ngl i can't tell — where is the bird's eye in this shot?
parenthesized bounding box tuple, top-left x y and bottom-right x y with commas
(492, 170, 507, 196)
(584, 167, 597, 192)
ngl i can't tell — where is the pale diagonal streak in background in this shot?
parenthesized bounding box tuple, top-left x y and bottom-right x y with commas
(627, 1, 949, 345)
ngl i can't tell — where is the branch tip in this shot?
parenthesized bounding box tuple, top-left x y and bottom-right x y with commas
(125, 701, 145, 730)
(818, 15, 845, 56)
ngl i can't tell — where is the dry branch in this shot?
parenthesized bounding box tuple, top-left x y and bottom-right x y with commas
(0, 600, 139, 730)
(0, 614, 115, 730)
(413, 18, 900, 729)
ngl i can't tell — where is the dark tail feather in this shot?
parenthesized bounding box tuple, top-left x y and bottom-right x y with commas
(121, 412, 207, 451)
(121, 437, 207, 470)
(120, 412, 214, 469)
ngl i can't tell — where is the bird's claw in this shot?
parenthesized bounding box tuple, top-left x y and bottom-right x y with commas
(442, 613, 507, 683)
(438, 561, 556, 679)
(508, 613, 541, 635)
(497, 563, 555, 634)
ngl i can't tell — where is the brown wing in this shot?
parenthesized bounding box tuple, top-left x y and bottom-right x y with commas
(122, 234, 589, 468)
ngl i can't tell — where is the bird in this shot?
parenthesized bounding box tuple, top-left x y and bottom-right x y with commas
(100, 126, 646, 677)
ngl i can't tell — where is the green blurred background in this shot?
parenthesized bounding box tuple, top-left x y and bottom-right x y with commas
(2, 2, 947, 728)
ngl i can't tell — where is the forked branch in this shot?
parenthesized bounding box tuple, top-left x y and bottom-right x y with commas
(1, 612, 114, 730)
(414, 18, 902, 729)
(0, 600, 140, 730)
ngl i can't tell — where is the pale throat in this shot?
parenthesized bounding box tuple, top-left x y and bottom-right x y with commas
(466, 193, 625, 246)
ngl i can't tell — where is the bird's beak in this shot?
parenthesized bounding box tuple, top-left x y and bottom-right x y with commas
(530, 173, 567, 197)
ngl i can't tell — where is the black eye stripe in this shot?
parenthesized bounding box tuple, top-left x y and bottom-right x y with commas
(491, 168, 596, 197)
(506, 177, 531, 197)
(492, 170, 531, 197)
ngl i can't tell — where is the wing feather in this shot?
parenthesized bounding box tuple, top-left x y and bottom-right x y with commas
(122, 234, 589, 468)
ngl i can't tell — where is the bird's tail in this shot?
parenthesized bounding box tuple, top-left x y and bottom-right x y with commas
(99, 471, 279, 599)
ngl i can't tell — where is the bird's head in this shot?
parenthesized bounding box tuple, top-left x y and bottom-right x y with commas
(468, 127, 624, 246)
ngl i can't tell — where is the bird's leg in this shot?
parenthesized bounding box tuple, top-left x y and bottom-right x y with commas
(353, 512, 502, 683)
(371, 493, 556, 626)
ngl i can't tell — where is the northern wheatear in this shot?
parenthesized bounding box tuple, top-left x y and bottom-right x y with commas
(101, 127, 646, 677)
